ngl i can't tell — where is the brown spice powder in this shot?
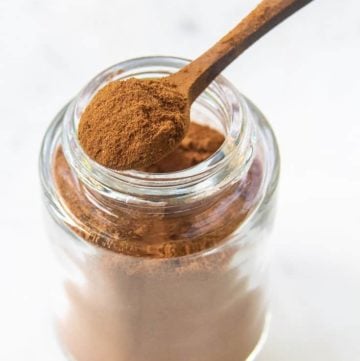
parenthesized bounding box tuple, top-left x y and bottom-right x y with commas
(78, 78, 189, 170)
(52, 122, 267, 361)
(53, 125, 261, 257)
(145, 122, 224, 173)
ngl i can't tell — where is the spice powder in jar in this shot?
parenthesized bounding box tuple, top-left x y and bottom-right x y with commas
(40, 57, 280, 361)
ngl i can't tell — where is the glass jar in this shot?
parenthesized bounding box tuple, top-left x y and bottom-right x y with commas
(39, 56, 280, 361)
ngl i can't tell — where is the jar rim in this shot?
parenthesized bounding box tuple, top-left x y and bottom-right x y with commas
(61, 56, 256, 202)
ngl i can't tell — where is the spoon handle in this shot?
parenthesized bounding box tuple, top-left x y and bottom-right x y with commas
(170, 0, 313, 103)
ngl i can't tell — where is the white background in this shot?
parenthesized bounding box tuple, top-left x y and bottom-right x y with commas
(0, 0, 359, 360)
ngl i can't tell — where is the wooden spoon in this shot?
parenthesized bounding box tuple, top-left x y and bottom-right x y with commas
(169, 0, 313, 103)
(78, 0, 313, 170)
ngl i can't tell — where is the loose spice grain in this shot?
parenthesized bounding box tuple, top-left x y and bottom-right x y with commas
(52, 122, 266, 361)
(54, 122, 262, 257)
(54, 123, 266, 361)
(145, 122, 224, 172)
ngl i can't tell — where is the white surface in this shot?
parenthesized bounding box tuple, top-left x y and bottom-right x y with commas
(0, 0, 359, 360)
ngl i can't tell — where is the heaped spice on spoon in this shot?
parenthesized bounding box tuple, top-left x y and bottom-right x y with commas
(78, 78, 189, 170)
(78, 0, 312, 171)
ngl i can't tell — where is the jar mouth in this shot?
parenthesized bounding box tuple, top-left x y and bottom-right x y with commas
(62, 56, 255, 199)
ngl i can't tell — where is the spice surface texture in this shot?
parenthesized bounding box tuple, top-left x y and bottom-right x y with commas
(78, 78, 188, 170)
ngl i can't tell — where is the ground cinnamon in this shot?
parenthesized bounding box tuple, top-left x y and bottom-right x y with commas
(52, 121, 266, 361)
(145, 122, 224, 173)
(54, 122, 263, 258)
(78, 78, 188, 170)
(45, 92, 274, 361)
